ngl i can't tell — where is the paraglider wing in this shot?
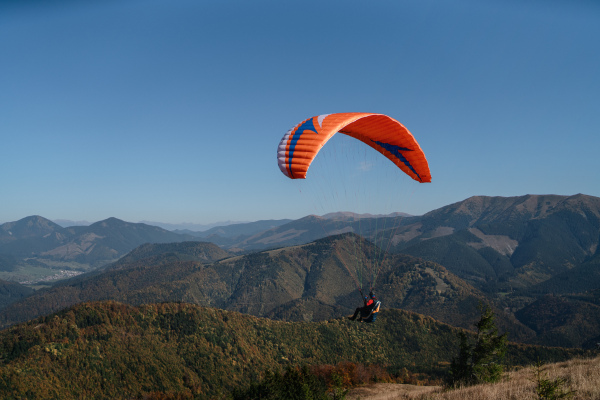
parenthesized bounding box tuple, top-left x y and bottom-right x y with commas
(277, 112, 431, 182)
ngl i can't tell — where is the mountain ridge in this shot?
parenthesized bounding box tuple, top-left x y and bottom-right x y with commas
(393, 194, 600, 288)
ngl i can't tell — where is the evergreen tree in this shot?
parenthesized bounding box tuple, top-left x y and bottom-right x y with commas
(447, 331, 472, 386)
(446, 303, 507, 387)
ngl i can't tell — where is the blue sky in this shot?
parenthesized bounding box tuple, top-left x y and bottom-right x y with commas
(2, 0, 599, 225)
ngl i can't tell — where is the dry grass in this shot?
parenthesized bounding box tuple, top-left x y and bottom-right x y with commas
(348, 355, 600, 400)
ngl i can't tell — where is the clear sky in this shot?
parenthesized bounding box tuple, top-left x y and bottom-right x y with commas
(2, 0, 599, 225)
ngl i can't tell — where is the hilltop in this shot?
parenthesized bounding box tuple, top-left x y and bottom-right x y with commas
(0, 301, 583, 399)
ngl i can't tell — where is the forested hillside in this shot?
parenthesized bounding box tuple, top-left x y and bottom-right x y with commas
(0, 301, 582, 399)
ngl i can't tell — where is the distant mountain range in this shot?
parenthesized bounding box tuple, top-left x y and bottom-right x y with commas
(0, 216, 201, 282)
(1, 194, 599, 349)
(0, 212, 407, 283)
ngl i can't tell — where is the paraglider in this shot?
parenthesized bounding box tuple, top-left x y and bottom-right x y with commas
(349, 291, 381, 323)
(277, 113, 431, 319)
(277, 113, 431, 183)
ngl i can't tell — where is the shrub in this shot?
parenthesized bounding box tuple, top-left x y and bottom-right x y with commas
(534, 360, 575, 400)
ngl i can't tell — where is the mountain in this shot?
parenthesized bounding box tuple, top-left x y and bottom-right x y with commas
(0, 234, 533, 343)
(392, 194, 600, 289)
(62, 217, 201, 260)
(0, 216, 201, 283)
(0, 301, 582, 399)
(106, 240, 231, 270)
(0, 216, 69, 258)
(7, 193, 597, 288)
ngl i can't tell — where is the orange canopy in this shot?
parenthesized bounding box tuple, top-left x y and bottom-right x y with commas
(277, 113, 431, 183)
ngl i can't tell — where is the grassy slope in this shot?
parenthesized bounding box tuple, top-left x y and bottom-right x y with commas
(356, 355, 600, 400)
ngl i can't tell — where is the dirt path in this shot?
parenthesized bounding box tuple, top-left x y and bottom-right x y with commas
(346, 383, 440, 400)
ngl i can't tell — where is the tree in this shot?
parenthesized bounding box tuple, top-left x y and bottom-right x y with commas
(446, 303, 507, 387)
(447, 331, 472, 386)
